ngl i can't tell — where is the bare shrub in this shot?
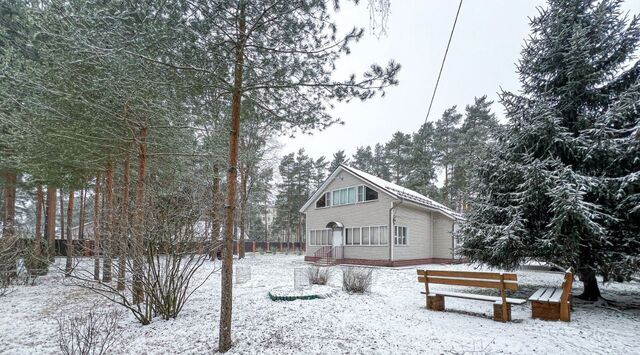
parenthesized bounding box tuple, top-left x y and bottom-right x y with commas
(23, 241, 50, 277)
(57, 309, 122, 355)
(67, 181, 219, 325)
(306, 265, 331, 285)
(0, 236, 21, 295)
(342, 267, 373, 293)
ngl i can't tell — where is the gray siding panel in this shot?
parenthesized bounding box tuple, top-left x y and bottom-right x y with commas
(432, 213, 454, 258)
(393, 204, 431, 260)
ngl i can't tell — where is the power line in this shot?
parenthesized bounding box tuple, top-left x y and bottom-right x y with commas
(424, 0, 464, 124)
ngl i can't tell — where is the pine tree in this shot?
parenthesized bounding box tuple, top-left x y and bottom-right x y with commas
(385, 131, 412, 184)
(407, 122, 438, 197)
(351, 146, 374, 171)
(329, 150, 350, 173)
(459, 0, 640, 301)
(434, 106, 462, 207)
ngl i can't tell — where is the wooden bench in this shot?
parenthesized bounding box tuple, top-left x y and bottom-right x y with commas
(528, 268, 573, 322)
(417, 270, 526, 322)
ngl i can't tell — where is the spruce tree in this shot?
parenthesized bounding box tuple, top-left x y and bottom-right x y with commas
(459, 0, 640, 301)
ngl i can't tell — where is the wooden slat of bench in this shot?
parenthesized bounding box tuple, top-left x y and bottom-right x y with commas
(528, 288, 546, 302)
(549, 288, 563, 303)
(418, 276, 518, 291)
(417, 269, 517, 281)
(420, 291, 526, 305)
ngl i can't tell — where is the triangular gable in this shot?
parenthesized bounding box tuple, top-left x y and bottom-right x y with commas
(298, 165, 398, 213)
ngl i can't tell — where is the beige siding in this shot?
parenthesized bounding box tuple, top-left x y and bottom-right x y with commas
(432, 213, 454, 259)
(393, 204, 431, 260)
(304, 170, 392, 260)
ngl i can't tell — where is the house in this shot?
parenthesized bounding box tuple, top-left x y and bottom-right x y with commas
(299, 164, 463, 266)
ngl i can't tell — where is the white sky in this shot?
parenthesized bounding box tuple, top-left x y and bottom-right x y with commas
(281, 0, 640, 160)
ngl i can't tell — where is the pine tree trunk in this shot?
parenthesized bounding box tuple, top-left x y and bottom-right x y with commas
(65, 190, 74, 276)
(46, 186, 57, 259)
(210, 164, 222, 259)
(59, 190, 64, 244)
(133, 127, 147, 304)
(79, 188, 86, 240)
(1, 171, 17, 238)
(103, 162, 114, 283)
(93, 174, 101, 281)
(118, 155, 130, 291)
(238, 166, 248, 259)
(219, 3, 245, 351)
(35, 186, 43, 255)
(577, 268, 601, 301)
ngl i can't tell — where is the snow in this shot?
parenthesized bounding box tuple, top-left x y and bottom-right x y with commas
(1, 255, 639, 354)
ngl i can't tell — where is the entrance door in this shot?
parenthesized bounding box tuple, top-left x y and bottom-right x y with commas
(332, 229, 343, 246)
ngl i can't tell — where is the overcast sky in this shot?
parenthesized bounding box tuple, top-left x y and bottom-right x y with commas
(280, 0, 640, 161)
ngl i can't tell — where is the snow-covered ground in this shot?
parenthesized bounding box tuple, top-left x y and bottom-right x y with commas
(1, 254, 639, 354)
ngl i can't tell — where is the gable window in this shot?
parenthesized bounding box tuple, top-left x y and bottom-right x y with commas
(316, 185, 379, 208)
(394, 226, 408, 245)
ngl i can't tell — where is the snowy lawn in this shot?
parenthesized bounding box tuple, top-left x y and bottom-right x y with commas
(1, 254, 639, 354)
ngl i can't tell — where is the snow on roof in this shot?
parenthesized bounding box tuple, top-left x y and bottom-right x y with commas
(339, 164, 463, 221)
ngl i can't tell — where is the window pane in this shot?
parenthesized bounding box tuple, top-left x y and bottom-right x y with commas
(316, 194, 326, 208)
(353, 228, 360, 245)
(355, 227, 363, 245)
(380, 226, 388, 244)
(321, 230, 327, 245)
(333, 191, 340, 205)
(362, 227, 370, 245)
(345, 228, 352, 245)
(340, 189, 347, 204)
(326, 192, 332, 206)
(365, 186, 378, 201)
(357, 186, 365, 202)
(310, 230, 316, 245)
(347, 187, 356, 204)
(371, 226, 379, 244)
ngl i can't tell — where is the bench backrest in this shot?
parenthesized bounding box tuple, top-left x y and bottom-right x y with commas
(417, 270, 519, 293)
(560, 268, 573, 321)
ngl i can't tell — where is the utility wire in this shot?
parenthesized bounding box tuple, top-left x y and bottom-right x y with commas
(424, 0, 463, 124)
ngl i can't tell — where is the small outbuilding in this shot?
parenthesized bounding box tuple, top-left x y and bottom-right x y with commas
(300, 164, 463, 266)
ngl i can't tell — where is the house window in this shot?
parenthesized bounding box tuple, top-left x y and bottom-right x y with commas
(317, 185, 378, 208)
(365, 186, 378, 201)
(309, 229, 332, 246)
(343, 226, 387, 246)
(394, 226, 408, 245)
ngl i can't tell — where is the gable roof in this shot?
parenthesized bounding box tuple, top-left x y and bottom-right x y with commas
(299, 164, 463, 221)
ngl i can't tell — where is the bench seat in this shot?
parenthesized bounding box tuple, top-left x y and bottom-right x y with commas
(529, 287, 562, 303)
(422, 291, 526, 305)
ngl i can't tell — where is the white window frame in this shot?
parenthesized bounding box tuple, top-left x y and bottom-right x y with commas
(343, 225, 388, 246)
(309, 229, 332, 246)
(315, 185, 379, 209)
(394, 226, 408, 246)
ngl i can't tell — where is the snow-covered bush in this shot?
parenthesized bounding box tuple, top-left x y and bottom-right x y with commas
(57, 309, 121, 355)
(342, 267, 372, 293)
(306, 265, 331, 285)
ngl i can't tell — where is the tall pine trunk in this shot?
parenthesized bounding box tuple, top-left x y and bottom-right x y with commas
(59, 190, 64, 244)
(65, 190, 74, 276)
(103, 162, 114, 283)
(93, 174, 101, 280)
(46, 186, 56, 259)
(132, 127, 147, 304)
(219, 3, 245, 351)
(1, 171, 16, 238)
(35, 186, 43, 255)
(210, 164, 222, 259)
(78, 188, 86, 240)
(238, 166, 248, 259)
(118, 155, 130, 291)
